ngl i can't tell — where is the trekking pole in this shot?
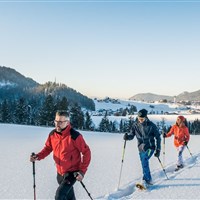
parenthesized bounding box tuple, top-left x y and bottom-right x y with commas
(31, 152, 36, 200)
(74, 172, 93, 200)
(117, 139, 127, 189)
(80, 181, 93, 200)
(162, 131, 166, 167)
(157, 157, 169, 180)
(185, 144, 193, 158)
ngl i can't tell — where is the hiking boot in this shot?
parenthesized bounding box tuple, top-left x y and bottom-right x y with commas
(142, 180, 153, 188)
(175, 164, 184, 171)
(146, 180, 153, 185)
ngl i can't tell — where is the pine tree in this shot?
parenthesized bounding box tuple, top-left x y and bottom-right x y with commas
(1, 99, 10, 123)
(119, 119, 124, 133)
(85, 111, 93, 130)
(70, 103, 84, 129)
(123, 120, 129, 132)
(111, 120, 118, 133)
(191, 119, 200, 135)
(99, 111, 110, 132)
(14, 98, 29, 124)
(160, 117, 167, 134)
(56, 96, 69, 111)
(129, 105, 137, 115)
(39, 95, 55, 126)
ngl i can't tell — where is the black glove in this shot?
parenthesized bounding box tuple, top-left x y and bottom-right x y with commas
(184, 141, 188, 146)
(163, 132, 167, 138)
(123, 133, 129, 140)
(154, 149, 160, 158)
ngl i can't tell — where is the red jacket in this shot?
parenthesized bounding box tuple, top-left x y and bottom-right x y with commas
(37, 124, 91, 175)
(166, 124, 190, 147)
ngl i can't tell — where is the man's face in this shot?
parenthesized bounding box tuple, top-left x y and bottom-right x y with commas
(54, 115, 69, 132)
(138, 117, 145, 123)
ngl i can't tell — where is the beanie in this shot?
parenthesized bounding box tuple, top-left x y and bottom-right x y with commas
(178, 115, 185, 122)
(138, 109, 148, 118)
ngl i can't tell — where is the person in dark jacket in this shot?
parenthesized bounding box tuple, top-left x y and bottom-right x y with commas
(30, 110, 91, 200)
(124, 109, 161, 187)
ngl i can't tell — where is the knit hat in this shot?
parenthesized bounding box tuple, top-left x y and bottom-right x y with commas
(178, 115, 185, 122)
(138, 109, 148, 118)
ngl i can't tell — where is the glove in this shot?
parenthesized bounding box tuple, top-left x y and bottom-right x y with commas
(30, 153, 38, 162)
(184, 141, 188, 146)
(163, 132, 167, 138)
(154, 149, 160, 158)
(123, 133, 129, 140)
(74, 171, 84, 181)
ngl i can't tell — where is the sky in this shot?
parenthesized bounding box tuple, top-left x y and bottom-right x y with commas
(1, 0, 200, 99)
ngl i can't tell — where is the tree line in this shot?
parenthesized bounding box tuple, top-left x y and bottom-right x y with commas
(1, 95, 200, 134)
(0, 94, 92, 130)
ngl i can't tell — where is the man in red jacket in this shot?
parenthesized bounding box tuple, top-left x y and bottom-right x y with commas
(30, 110, 91, 200)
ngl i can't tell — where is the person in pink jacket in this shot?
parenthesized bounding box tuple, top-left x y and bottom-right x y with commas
(164, 115, 190, 171)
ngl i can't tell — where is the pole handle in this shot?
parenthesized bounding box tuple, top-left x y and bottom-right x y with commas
(31, 152, 36, 175)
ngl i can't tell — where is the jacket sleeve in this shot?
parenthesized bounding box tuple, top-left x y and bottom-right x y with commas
(166, 125, 175, 137)
(153, 123, 161, 150)
(37, 135, 53, 160)
(127, 125, 136, 140)
(74, 135, 91, 174)
(184, 127, 190, 142)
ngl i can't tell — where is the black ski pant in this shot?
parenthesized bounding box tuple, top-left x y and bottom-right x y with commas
(55, 172, 77, 200)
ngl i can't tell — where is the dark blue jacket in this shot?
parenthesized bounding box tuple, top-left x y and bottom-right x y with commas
(127, 118, 161, 152)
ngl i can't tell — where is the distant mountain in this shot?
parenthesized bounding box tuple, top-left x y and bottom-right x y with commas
(0, 65, 95, 110)
(0, 66, 39, 88)
(129, 93, 173, 102)
(177, 90, 200, 101)
(129, 90, 200, 102)
(32, 81, 95, 110)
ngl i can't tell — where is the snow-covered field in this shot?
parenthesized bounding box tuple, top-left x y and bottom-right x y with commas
(0, 123, 199, 199)
(1, 97, 200, 199)
(91, 99, 200, 128)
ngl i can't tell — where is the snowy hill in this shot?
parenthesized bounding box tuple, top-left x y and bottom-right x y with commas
(129, 91, 200, 102)
(91, 99, 200, 129)
(93, 98, 197, 114)
(129, 92, 173, 102)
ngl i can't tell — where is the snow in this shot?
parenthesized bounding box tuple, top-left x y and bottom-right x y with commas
(0, 123, 199, 200)
(94, 99, 178, 113)
(0, 80, 16, 87)
(1, 99, 200, 199)
(91, 99, 200, 129)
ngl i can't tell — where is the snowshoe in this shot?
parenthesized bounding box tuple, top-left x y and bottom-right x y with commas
(175, 164, 184, 171)
(136, 183, 147, 190)
(136, 180, 153, 190)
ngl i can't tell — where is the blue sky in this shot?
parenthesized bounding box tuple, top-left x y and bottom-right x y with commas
(0, 1, 200, 99)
